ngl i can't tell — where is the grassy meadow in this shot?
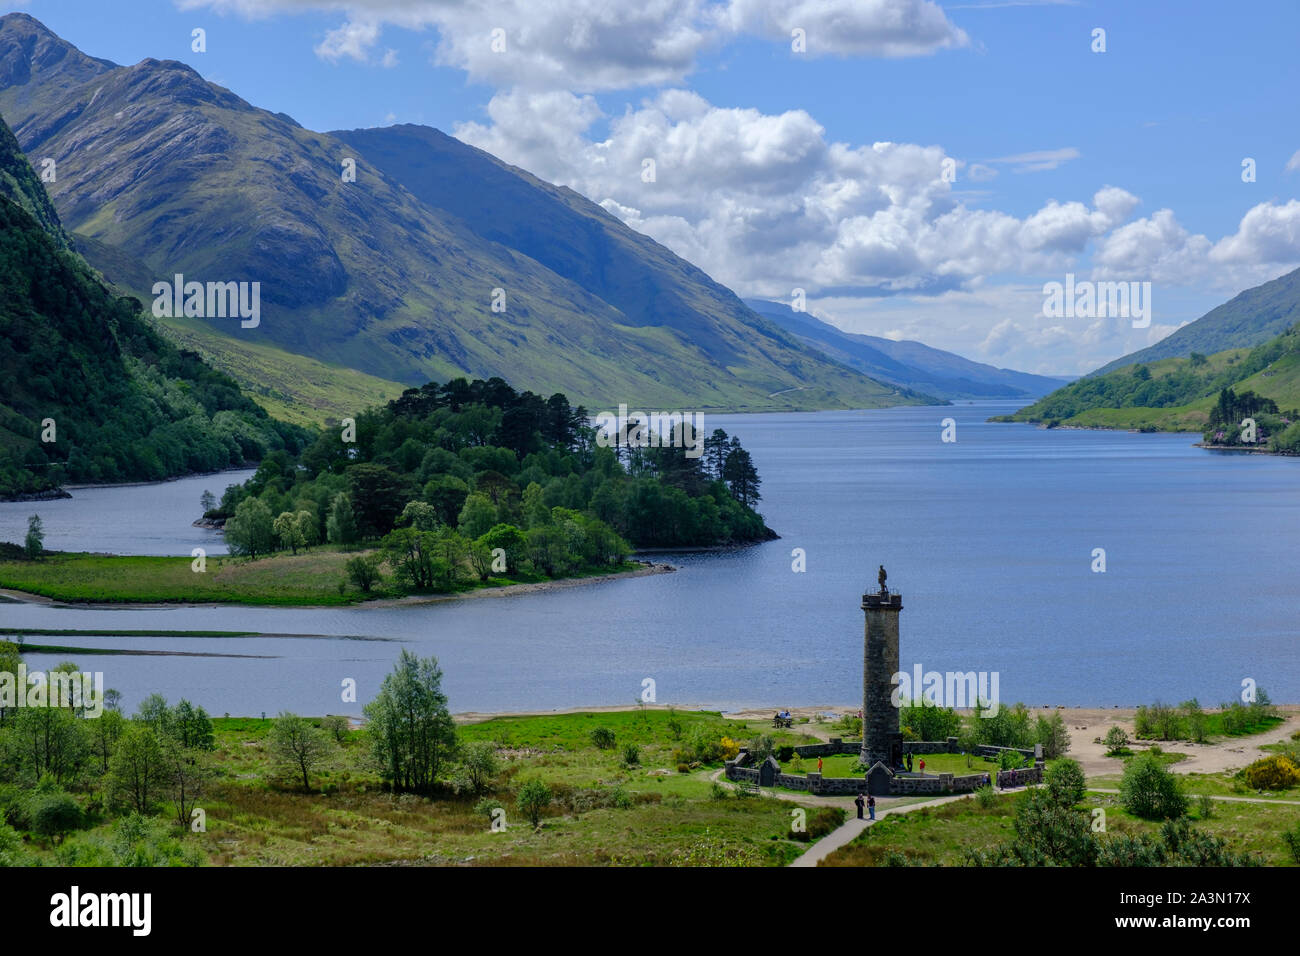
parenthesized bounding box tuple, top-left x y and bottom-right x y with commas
(19, 710, 841, 867)
(0, 547, 641, 606)
(820, 788, 1300, 867)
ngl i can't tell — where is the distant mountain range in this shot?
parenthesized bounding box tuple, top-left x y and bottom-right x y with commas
(0, 12, 933, 415)
(1094, 266, 1300, 375)
(744, 299, 1068, 400)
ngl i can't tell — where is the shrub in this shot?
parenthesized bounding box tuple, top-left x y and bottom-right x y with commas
(1241, 755, 1300, 791)
(1045, 759, 1086, 806)
(30, 792, 83, 841)
(719, 737, 740, 761)
(1104, 725, 1130, 755)
(676, 763, 690, 774)
(975, 785, 997, 809)
(1120, 753, 1187, 820)
(1283, 823, 1300, 864)
(1135, 702, 1183, 741)
(1197, 793, 1215, 819)
(0, 821, 29, 866)
(998, 749, 1024, 771)
(622, 743, 641, 767)
(321, 715, 350, 743)
(808, 807, 845, 839)
(344, 553, 384, 593)
(710, 782, 729, 801)
(1180, 699, 1208, 743)
(589, 727, 616, 750)
(516, 779, 552, 828)
(1035, 711, 1071, 759)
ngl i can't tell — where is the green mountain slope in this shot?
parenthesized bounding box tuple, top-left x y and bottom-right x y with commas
(993, 324, 1300, 441)
(0, 111, 307, 498)
(1094, 266, 1300, 374)
(0, 13, 915, 413)
(0, 106, 68, 248)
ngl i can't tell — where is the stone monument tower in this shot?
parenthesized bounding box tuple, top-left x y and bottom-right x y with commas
(861, 566, 903, 773)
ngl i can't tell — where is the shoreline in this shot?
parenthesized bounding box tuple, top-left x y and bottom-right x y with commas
(0, 561, 675, 611)
(452, 702, 1300, 722)
(1195, 442, 1297, 456)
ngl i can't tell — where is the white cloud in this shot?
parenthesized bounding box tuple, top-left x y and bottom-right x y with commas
(1285, 149, 1300, 173)
(315, 17, 381, 63)
(717, 0, 969, 57)
(1093, 201, 1300, 291)
(179, 0, 969, 90)
(982, 147, 1080, 173)
(456, 91, 1135, 300)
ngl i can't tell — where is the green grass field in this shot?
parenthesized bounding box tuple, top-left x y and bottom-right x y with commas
(0, 549, 640, 606)
(20, 710, 842, 867)
(820, 789, 1300, 866)
(157, 315, 409, 427)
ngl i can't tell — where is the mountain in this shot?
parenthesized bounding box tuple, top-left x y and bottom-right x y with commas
(993, 323, 1300, 435)
(743, 299, 1068, 400)
(0, 110, 306, 499)
(1000, 265, 1300, 432)
(0, 106, 69, 249)
(0, 13, 923, 413)
(1094, 266, 1300, 374)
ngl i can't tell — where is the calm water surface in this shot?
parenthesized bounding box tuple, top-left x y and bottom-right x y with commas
(3, 404, 1297, 715)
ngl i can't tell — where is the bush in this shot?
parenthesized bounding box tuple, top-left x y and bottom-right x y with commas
(1104, 725, 1130, 755)
(1035, 712, 1071, 759)
(998, 749, 1024, 771)
(791, 806, 845, 842)
(1283, 822, 1300, 864)
(344, 553, 384, 593)
(1135, 702, 1183, 741)
(516, 779, 552, 828)
(1120, 753, 1187, 820)
(1197, 793, 1215, 820)
(710, 781, 729, 800)
(622, 743, 641, 766)
(30, 792, 83, 840)
(321, 715, 350, 743)
(676, 763, 690, 774)
(589, 727, 616, 750)
(975, 785, 997, 809)
(1045, 759, 1086, 806)
(1241, 755, 1300, 791)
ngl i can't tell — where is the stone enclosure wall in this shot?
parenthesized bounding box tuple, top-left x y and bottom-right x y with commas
(996, 765, 1043, 789)
(726, 738, 1040, 796)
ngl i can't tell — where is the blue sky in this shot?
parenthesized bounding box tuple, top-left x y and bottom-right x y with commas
(12, 0, 1300, 375)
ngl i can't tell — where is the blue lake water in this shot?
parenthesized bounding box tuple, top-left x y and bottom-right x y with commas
(3, 402, 1297, 716)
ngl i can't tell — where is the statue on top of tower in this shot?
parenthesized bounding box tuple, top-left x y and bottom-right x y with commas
(877, 564, 887, 593)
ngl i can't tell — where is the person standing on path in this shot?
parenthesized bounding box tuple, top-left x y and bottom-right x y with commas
(817, 757, 823, 773)
(855, 793, 865, 820)
(919, 758, 926, 774)
(867, 795, 876, 820)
